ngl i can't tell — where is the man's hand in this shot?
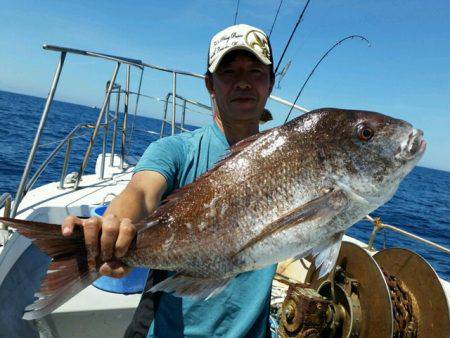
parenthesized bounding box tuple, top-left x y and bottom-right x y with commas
(60, 171, 167, 278)
(61, 214, 137, 278)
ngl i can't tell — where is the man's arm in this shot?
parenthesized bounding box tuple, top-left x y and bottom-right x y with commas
(104, 170, 167, 223)
(61, 171, 167, 277)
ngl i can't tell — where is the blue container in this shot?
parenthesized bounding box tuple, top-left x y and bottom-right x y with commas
(91, 205, 149, 294)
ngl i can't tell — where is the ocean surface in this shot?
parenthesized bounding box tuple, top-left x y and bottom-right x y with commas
(0, 90, 449, 280)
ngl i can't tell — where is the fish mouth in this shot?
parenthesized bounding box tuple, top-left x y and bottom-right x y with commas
(397, 128, 426, 160)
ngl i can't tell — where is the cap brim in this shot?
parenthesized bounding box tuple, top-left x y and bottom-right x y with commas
(208, 45, 272, 73)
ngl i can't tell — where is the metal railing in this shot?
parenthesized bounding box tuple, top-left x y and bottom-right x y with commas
(160, 92, 212, 138)
(0, 193, 12, 229)
(27, 123, 91, 193)
(364, 215, 450, 255)
(10, 44, 309, 218)
(11, 52, 66, 217)
(10, 47, 143, 216)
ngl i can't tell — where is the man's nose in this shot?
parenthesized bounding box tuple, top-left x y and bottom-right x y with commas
(234, 75, 252, 90)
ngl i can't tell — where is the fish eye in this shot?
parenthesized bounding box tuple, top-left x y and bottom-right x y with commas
(357, 125, 374, 141)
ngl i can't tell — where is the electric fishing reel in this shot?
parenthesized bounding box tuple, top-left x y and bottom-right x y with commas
(277, 242, 450, 338)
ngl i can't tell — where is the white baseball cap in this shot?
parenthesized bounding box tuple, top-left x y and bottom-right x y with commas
(208, 24, 273, 73)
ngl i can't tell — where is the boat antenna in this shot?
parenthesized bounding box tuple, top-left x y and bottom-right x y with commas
(268, 0, 284, 38)
(274, 0, 311, 74)
(233, 0, 240, 25)
(284, 35, 371, 123)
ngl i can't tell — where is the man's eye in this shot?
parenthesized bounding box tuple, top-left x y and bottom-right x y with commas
(251, 68, 263, 73)
(223, 69, 234, 74)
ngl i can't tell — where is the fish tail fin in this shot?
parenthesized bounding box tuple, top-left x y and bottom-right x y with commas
(0, 217, 99, 320)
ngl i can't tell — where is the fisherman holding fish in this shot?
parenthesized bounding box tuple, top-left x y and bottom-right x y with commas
(43, 21, 425, 336)
(1, 19, 426, 338)
(63, 24, 278, 337)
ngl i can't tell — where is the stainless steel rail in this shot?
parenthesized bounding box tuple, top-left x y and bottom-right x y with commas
(11, 52, 66, 217)
(120, 65, 131, 170)
(171, 73, 177, 136)
(110, 86, 121, 167)
(160, 92, 213, 138)
(9, 45, 184, 212)
(100, 82, 111, 180)
(141, 61, 204, 78)
(43, 45, 143, 68)
(74, 63, 120, 189)
(43, 45, 206, 79)
(269, 94, 309, 113)
(126, 91, 213, 117)
(127, 68, 145, 154)
(0, 193, 12, 228)
(11, 43, 310, 215)
(365, 215, 450, 255)
(25, 124, 90, 192)
(59, 138, 72, 189)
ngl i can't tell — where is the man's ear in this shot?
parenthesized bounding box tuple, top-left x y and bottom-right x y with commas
(269, 73, 275, 94)
(205, 74, 215, 96)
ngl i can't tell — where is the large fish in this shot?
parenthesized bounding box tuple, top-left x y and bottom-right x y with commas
(0, 108, 426, 320)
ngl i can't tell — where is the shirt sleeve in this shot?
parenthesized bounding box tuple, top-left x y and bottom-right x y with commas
(133, 136, 185, 193)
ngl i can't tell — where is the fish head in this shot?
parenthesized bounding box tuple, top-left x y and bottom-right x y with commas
(297, 108, 426, 206)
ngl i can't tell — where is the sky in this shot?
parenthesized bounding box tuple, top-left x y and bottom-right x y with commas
(0, 0, 449, 171)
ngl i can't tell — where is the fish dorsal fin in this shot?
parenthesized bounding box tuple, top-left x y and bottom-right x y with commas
(232, 189, 347, 258)
(310, 232, 344, 278)
(149, 273, 233, 300)
(225, 128, 271, 158)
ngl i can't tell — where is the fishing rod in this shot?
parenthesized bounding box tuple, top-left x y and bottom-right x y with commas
(268, 0, 284, 38)
(274, 0, 311, 74)
(284, 35, 371, 123)
(233, 0, 240, 25)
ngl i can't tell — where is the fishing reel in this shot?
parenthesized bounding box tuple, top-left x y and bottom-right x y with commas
(277, 242, 450, 338)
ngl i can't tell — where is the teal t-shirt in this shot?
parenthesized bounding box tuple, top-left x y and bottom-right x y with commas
(134, 122, 276, 338)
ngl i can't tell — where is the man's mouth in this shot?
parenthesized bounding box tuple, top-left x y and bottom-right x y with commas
(231, 96, 256, 102)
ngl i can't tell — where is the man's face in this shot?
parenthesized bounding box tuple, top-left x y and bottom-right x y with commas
(206, 50, 274, 122)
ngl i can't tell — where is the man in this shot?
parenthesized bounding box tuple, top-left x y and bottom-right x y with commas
(63, 24, 276, 337)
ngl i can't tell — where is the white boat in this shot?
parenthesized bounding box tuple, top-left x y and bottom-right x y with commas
(0, 45, 449, 338)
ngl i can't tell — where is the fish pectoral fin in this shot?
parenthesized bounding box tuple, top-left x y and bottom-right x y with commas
(232, 188, 347, 258)
(148, 273, 233, 300)
(310, 232, 344, 278)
